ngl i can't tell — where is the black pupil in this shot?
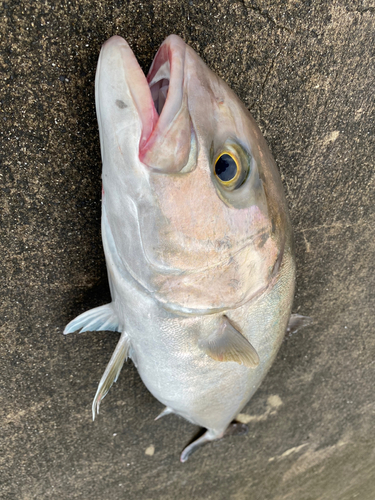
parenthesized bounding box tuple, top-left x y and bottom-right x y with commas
(215, 154, 237, 182)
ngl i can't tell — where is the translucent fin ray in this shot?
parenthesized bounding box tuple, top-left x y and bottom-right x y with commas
(286, 314, 312, 334)
(92, 332, 130, 420)
(64, 303, 120, 334)
(155, 406, 174, 421)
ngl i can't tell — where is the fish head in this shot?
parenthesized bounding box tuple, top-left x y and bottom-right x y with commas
(96, 35, 293, 314)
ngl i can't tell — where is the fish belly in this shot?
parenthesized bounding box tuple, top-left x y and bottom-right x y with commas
(113, 253, 294, 433)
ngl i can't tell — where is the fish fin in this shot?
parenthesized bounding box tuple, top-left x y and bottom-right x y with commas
(180, 422, 249, 462)
(64, 303, 120, 334)
(155, 406, 174, 421)
(286, 314, 313, 334)
(180, 429, 223, 463)
(92, 332, 130, 420)
(198, 316, 259, 368)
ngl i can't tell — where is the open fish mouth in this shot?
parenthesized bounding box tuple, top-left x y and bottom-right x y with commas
(144, 36, 185, 153)
(96, 35, 193, 173)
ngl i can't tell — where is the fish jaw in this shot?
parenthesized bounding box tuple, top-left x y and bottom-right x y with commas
(95, 35, 157, 161)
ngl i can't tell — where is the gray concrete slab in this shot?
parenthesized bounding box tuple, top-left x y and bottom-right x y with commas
(1, 1, 374, 499)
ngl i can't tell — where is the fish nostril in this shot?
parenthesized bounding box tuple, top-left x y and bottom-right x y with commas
(115, 99, 128, 109)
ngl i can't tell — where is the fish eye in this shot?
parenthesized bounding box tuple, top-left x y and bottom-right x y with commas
(214, 153, 240, 184)
(212, 142, 251, 193)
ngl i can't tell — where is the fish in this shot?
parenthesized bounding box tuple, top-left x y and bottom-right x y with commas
(64, 34, 299, 462)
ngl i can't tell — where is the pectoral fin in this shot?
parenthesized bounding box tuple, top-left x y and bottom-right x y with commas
(64, 303, 120, 334)
(198, 316, 259, 368)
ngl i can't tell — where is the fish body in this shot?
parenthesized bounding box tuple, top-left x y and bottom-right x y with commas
(65, 35, 296, 461)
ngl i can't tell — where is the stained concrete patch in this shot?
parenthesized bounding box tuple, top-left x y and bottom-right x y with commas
(237, 394, 283, 423)
(322, 130, 340, 145)
(282, 438, 349, 482)
(268, 443, 308, 462)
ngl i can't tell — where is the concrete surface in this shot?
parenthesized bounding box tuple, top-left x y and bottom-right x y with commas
(1, 1, 374, 499)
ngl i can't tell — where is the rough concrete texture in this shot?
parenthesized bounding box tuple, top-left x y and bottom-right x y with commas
(1, 1, 374, 499)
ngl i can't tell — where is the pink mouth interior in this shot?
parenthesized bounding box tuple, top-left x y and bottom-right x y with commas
(150, 77, 169, 115)
(147, 44, 172, 116)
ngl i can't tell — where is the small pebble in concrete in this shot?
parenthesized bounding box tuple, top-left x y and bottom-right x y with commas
(145, 444, 155, 456)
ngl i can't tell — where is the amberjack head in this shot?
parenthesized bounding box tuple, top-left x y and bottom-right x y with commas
(96, 35, 293, 313)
